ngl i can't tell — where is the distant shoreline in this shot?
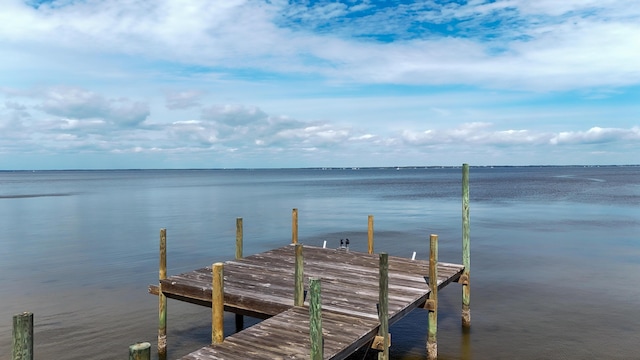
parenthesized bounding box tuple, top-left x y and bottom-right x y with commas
(1, 164, 639, 172)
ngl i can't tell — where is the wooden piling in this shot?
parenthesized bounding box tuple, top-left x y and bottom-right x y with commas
(462, 163, 471, 328)
(12, 312, 33, 360)
(368, 215, 374, 254)
(292, 208, 298, 244)
(427, 234, 438, 360)
(212, 262, 225, 344)
(294, 244, 304, 306)
(158, 228, 167, 360)
(235, 217, 244, 332)
(128, 342, 151, 360)
(377, 253, 390, 360)
(235, 218, 243, 260)
(309, 278, 323, 360)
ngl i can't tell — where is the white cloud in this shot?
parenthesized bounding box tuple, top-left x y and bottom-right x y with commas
(2, 82, 637, 165)
(165, 90, 205, 110)
(169, 119, 218, 147)
(4, 101, 27, 111)
(514, 0, 638, 17)
(50, 118, 106, 131)
(550, 127, 640, 145)
(352, 134, 376, 141)
(202, 105, 268, 126)
(277, 124, 351, 144)
(17, 87, 151, 128)
(167, 104, 356, 151)
(0, 101, 30, 142)
(2, 1, 639, 91)
(402, 123, 640, 148)
(0, 2, 639, 168)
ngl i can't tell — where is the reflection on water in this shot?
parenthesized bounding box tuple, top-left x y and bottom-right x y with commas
(0, 166, 638, 359)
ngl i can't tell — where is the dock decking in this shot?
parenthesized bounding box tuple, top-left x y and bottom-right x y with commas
(153, 244, 465, 360)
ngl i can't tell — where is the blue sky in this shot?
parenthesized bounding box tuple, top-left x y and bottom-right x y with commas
(1, 0, 639, 169)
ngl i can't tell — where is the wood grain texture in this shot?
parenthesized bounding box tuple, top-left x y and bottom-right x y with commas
(12, 312, 33, 360)
(462, 163, 471, 328)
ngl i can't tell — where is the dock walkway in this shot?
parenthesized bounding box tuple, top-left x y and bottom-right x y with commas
(155, 244, 465, 360)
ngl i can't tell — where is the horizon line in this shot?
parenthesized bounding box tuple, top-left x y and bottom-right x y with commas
(1, 164, 639, 172)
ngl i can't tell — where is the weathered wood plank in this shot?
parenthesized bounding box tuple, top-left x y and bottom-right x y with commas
(180, 307, 380, 360)
(156, 245, 464, 321)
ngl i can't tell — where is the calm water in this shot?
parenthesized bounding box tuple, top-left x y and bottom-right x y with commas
(0, 166, 638, 360)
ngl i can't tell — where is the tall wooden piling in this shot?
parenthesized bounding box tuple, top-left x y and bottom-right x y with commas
(235, 218, 243, 260)
(294, 244, 304, 306)
(129, 342, 151, 360)
(377, 253, 390, 360)
(12, 312, 33, 360)
(158, 228, 167, 360)
(427, 234, 438, 360)
(309, 278, 323, 360)
(461, 163, 471, 328)
(212, 262, 225, 344)
(235, 218, 244, 332)
(292, 208, 298, 244)
(368, 215, 374, 254)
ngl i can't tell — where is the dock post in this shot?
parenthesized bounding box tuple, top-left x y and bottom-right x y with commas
(427, 234, 438, 360)
(309, 278, 323, 360)
(292, 208, 298, 244)
(12, 312, 33, 360)
(158, 228, 167, 360)
(378, 253, 390, 360)
(236, 218, 243, 260)
(212, 262, 225, 344)
(128, 342, 151, 360)
(235, 218, 244, 332)
(461, 163, 471, 328)
(294, 244, 304, 306)
(368, 215, 374, 254)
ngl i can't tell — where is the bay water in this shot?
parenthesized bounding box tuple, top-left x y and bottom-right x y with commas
(0, 166, 638, 359)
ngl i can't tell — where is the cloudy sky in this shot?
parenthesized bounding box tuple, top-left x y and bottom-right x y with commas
(1, 0, 639, 169)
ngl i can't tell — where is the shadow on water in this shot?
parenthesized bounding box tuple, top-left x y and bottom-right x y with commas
(0, 192, 78, 199)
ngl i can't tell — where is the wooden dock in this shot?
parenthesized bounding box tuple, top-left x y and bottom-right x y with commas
(148, 164, 472, 360)
(151, 244, 464, 360)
